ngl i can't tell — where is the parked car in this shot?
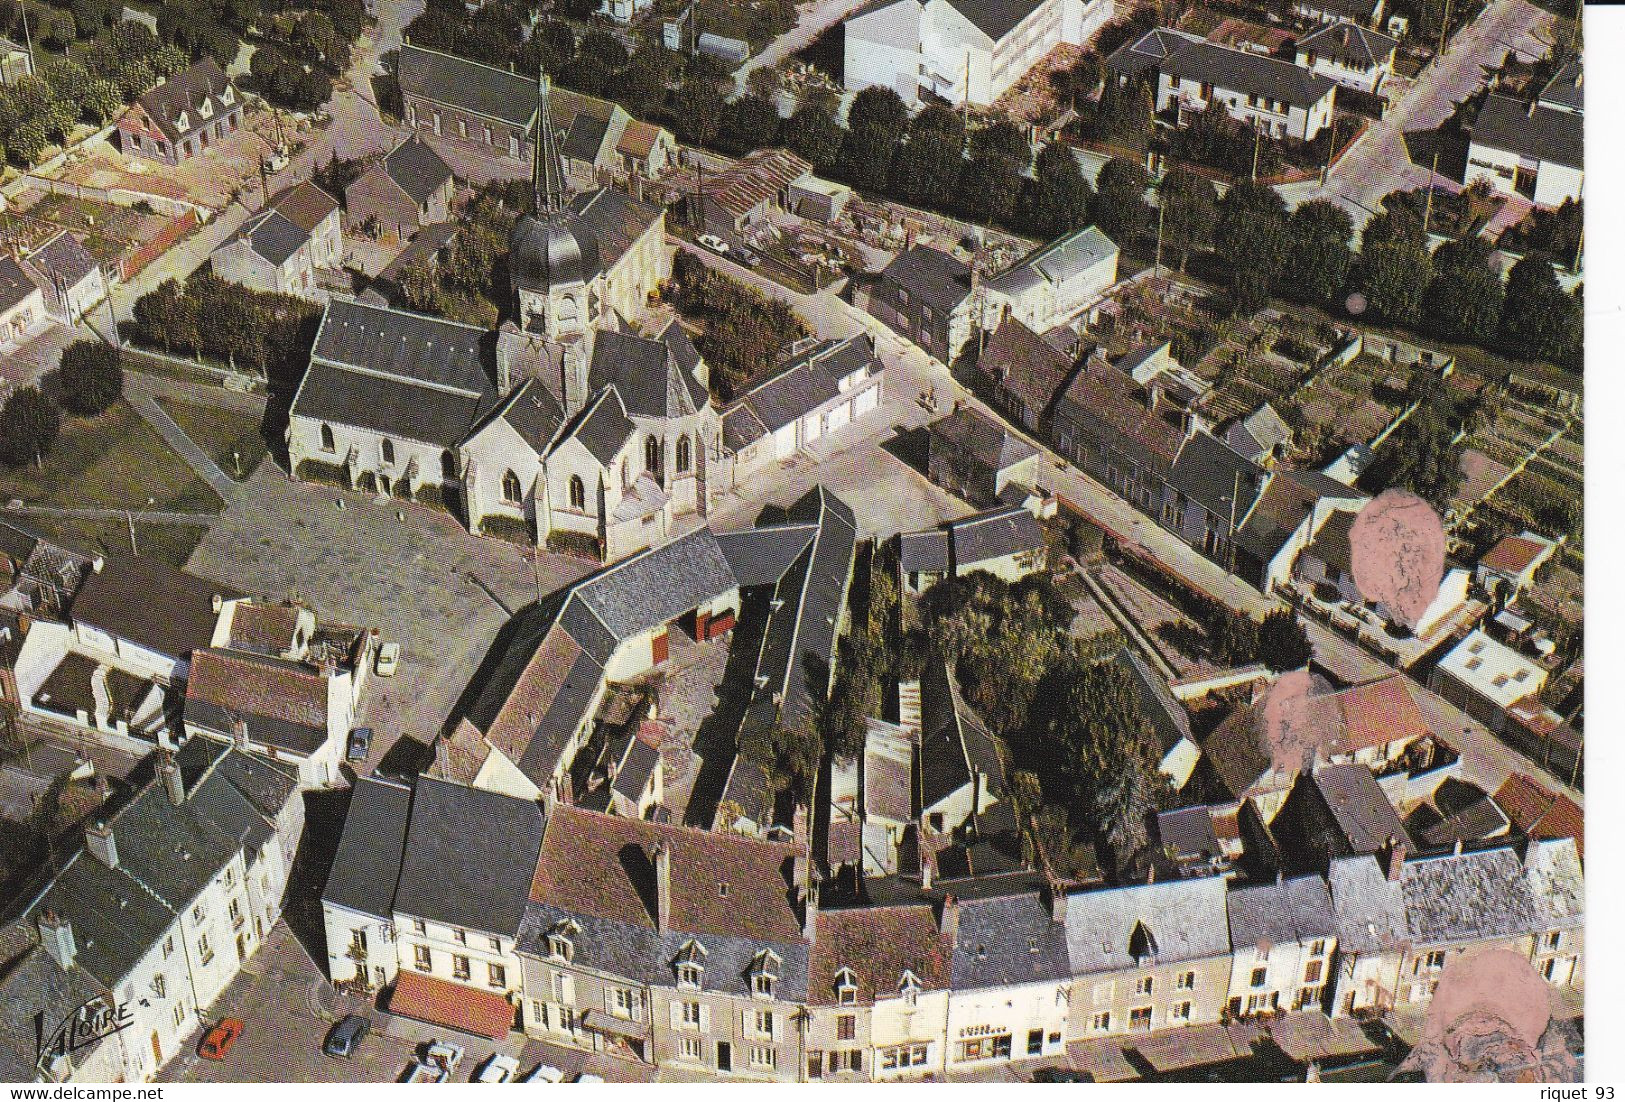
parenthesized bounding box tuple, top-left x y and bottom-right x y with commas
(520, 1064, 564, 1083)
(198, 1018, 245, 1060)
(323, 1014, 371, 1058)
(375, 642, 401, 676)
(407, 1041, 466, 1082)
(696, 233, 730, 255)
(475, 1054, 521, 1083)
(573, 1073, 605, 1084)
(736, 248, 763, 268)
(347, 727, 373, 762)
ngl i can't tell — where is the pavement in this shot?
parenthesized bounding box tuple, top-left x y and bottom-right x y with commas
(733, 0, 873, 93)
(127, 390, 239, 498)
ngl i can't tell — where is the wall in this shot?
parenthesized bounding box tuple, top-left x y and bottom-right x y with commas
(1069, 955, 1232, 1039)
(944, 980, 1069, 1067)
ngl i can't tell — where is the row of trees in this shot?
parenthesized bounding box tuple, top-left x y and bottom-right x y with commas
(0, 342, 124, 468)
(663, 251, 809, 400)
(127, 274, 319, 380)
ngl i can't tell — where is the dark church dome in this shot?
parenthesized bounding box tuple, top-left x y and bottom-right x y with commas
(509, 210, 602, 293)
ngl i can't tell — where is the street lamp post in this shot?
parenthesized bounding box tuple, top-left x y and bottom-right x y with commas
(126, 496, 155, 557)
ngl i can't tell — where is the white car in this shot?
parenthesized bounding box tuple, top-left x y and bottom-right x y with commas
(476, 1054, 521, 1083)
(520, 1064, 564, 1083)
(696, 234, 730, 255)
(375, 642, 401, 677)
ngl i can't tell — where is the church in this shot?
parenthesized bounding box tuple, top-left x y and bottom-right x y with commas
(287, 71, 719, 564)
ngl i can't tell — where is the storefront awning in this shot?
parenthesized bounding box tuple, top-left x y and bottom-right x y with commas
(582, 1009, 650, 1040)
(388, 972, 513, 1041)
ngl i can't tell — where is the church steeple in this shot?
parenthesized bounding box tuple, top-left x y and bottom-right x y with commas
(533, 68, 567, 216)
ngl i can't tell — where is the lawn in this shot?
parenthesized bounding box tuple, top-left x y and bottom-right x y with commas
(0, 400, 223, 517)
(11, 516, 212, 569)
(157, 397, 271, 482)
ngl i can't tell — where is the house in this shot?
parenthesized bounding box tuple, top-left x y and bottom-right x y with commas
(720, 335, 886, 488)
(1430, 629, 1549, 734)
(10, 740, 301, 1081)
(1152, 805, 1234, 878)
(898, 529, 951, 595)
(0, 255, 46, 350)
(1294, 21, 1398, 95)
(1404, 777, 1510, 850)
(361, 221, 457, 307)
(1271, 763, 1410, 876)
(321, 775, 415, 991)
(598, 0, 653, 24)
(552, 86, 676, 182)
(1292, 0, 1384, 27)
(787, 175, 853, 224)
(1222, 403, 1293, 465)
(21, 232, 107, 325)
(210, 182, 342, 299)
(1164, 432, 1267, 572)
(115, 58, 242, 164)
(1107, 28, 1339, 141)
(1476, 530, 1559, 600)
(344, 135, 456, 240)
(976, 316, 1077, 434)
(1236, 471, 1365, 595)
(518, 805, 810, 1078)
(0, 36, 32, 84)
(1493, 773, 1584, 861)
(945, 887, 1072, 1065)
(1465, 94, 1584, 207)
(60, 556, 242, 684)
(867, 245, 977, 365)
(943, 505, 1046, 584)
(1050, 353, 1189, 524)
(982, 225, 1119, 334)
(915, 658, 1007, 841)
(1, 518, 96, 619)
(1064, 876, 1233, 1039)
(1116, 649, 1201, 789)
(385, 776, 547, 1039)
(843, 0, 1113, 108)
(925, 405, 1039, 507)
(693, 148, 814, 240)
(805, 904, 954, 1079)
(1224, 875, 1337, 1017)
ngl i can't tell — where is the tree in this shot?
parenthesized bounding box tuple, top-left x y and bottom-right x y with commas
(1360, 373, 1464, 509)
(1422, 235, 1503, 342)
(745, 66, 779, 99)
(670, 78, 724, 146)
(578, 29, 629, 71)
(1356, 238, 1431, 325)
(532, 20, 576, 71)
(132, 279, 196, 354)
(1215, 180, 1288, 312)
(8, 118, 48, 164)
(1280, 199, 1353, 307)
(970, 118, 1029, 176)
(784, 98, 843, 171)
(1257, 609, 1312, 672)
(1015, 142, 1093, 241)
(82, 79, 123, 124)
(1095, 77, 1153, 152)
(151, 42, 190, 77)
(717, 93, 780, 156)
(1158, 168, 1217, 271)
(954, 153, 1021, 226)
(618, 45, 670, 117)
(1050, 51, 1103, 111)
(1090, 157, 1151, 244)
(888, 127, 964, 213)
(839, 85, 907, 190)
(1500, 256, 1581, 366)
(57, 341, 124, 415)
(0, 387, 61, 468)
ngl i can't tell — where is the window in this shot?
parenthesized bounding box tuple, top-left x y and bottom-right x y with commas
(899, 973, 920, 1007)
(501, 469, 523, 505)
(837, 1014, 855, 1041)
(753, 1010, 775, 1037)
(1129, 1007, 1153, 1031)
(415, 945, 432, 971)
(748, 1046, 776, 1070)
(1134, 976, 1154, 996)
(1251, 967, 1268, 988)
(1176, 971, 1196, 991)
(753, 974, 775, 998)
(196, 934, 213, 966)
(835, 967, 857, 1004)
(442, 450, 458, 479)
(152, 974, 166, 999)
(532, 1000, 545, 1026)
(228, 898, 242, 927)
(1544, 932, 1562, 951)
(489, 937, 501, 952)
(453, 928, 467, 945)
(1027, 1028, 1044, 1056)
(678, 963, 702, 988)
(1257, 945, 1270, 962)
(173, 1003, 186, 1028)
(1169, 1001, 1192, 1023)
(453, 955, 471, 980)
(381, 439, 396, 466)
(1304, 959, 1323, 984)
(1309, 939, 1327, 958)
(412, 919, 427, 936)
(1425, 950, 1447, 971)
(192, 904, 207, 924)
(1091, 1012, 1111, 1033)
(681, 1001, 701, 1028)
(645, 436, 662, 474)
(676, 435, 691, 474)
(882, 1044, 929, 1070)
(164, 936, 174, 959)
(569, 475, 586, 510)
(488, 962, 507, 988)
(548, 931, 573, 962)
(679, 1037, 702, 1062)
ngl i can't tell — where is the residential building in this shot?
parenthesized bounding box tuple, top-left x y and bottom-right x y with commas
(896, 505, 1046, 594)
(1465, 92, 1584, 207)
(1476, 530, 1559, 600)
(1493, 774, 1584, 862)
(1294, 21, 1398, 95)
(1064, 876, 1233, 1040)
(598, 0, 653, 26)
(1107, 28, 1338, 141)
(1224, 875, 1337, 1017)
(925, 405, 1040, 507)
(1291, 0, 1384, 26)
(843, 0, 1113, 108)
(868, 245, 977, 365)
(210, 182, 342, 299)
(115, 59, 242, 164)
(1222, 403, 1293, 465)
(1272, 763, 1410, 876)
(1430, 629, 1549, 734)
(945, 887, 1072, 1066)
(982, 225, 1119, 334)
(0, 36, 32, 84)
(1116, 649, 1201, 790)
(977, 316, 1077, 434)
(321, 775, 414, 991)
(1238, 472, 1365, 594)
(0, 255, 46, 350)
(344, 135, 456, 241)
(21, 232, 107, 325)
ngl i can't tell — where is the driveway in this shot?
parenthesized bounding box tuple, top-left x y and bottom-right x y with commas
(733, 0, 870, 92)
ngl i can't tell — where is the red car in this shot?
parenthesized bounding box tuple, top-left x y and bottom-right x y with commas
(199, 1018, 245, 1060)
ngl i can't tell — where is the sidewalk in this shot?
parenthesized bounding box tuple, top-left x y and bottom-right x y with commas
(127, 389, 240, 499)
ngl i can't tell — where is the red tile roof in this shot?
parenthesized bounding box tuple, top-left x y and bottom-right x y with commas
(186, 648, 327, 727)
(1479, 534, 1549, 575)
(1059, 357, 1186, 471)
(1333, 676, 1430, 755)
(529, 805, 805, 942)
(388, 972, 513, 1040)
(807, 905, 952, 1006)
(1494, 773, 1584, 860)
(979, 316, 1075, 417)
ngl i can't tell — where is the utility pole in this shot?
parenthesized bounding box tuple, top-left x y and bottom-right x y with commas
(1250, 122, 1262, 182)
(1437, 0, 1453, 60)
(1573, 221, 1584, 274)
(20, 6, 35, 83)
(1320, 114, 1339, 187)
(1154, 201, 1165, 279)
(1422, 149, 1440, 235)
(103, 268, 120, 348)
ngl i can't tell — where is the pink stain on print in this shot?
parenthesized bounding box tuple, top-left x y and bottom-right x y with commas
(1349, 489, 1446, 631)
(1395, 949, 1580, 1083)
(1259, 669, 1338, 774)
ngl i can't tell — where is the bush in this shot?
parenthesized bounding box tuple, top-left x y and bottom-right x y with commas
(57, 342, 125, 416)
(0, 387, 62, 468)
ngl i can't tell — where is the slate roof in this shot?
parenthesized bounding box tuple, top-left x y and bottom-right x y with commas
(1156, 805, 1220, 861)
(0, 255, 40, 314)
(943, 0, 1047, 42)
(1057, 357, 1186, 475)
(880, 245, 973, 315)
(985, 225, 1118, 298)
(382, 135, 454, 207)
(1236, 473, 1362, 561)
(589, 328, 706, 420)
(567, 187, 662, 276)
(1225, 403, 1293, 461)
(185, 647, 330, 756)
(1521, 837, 1583, 929)
(713, 524, 817, 589)
(724, 335, 879, 437)
(898, 528, 950, 574)
(1469, 93, 1584, 169)
(69, 556, 240, 661)
(1408, 778, 1508, 849)
(1538, 58, 1583, 113)
(1226, 875, 1336, 947)
(611, 730, 661, 802)
(930, 405, 1038, 473)
(978, 317, 1076, 417)
(1326, 854, 1403, 953)
(1297, 21, 1397, 68)
(1112, 29, 1338, 107)
(948, 505, 1044, 567)
(272, 181, 340, 234)
(489, 378, 568, 453)
(1400, 845, 1543, 946)
(807, 904, 952, 1005)
(952, 890, 1071, 988)
(392, 776, 545, 937)
(1198, 702, 1276, 800)
(0, 936, 115, 1083)
(126, 58, 238, 146)
(226, 208, 308, 267)
(322, 777, 414, 919)
(1169, 433, 1265, 524)
(1063, 876, 1231, 973)
(564, 386, 636, 466)
(1303, 507, 1356, 575)
(575, 528, 738, 640)
(1308, 764, 1408, 856)
(918, 658, 1004, 811)
(1115, 648, 1193, 755)
(22, 230, 98, 292)
(397, 44, 538, 127)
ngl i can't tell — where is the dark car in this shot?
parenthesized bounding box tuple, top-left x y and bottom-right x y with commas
(324, 1015, 371, 1058)
(1034, 1067, 1094, 1083)
(347, 727, 372, 762)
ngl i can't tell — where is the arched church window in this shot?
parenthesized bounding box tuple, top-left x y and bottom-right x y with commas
(501, 470, 523, 505)
(569, 475, 586, 510)
(676, 435, 691, 474)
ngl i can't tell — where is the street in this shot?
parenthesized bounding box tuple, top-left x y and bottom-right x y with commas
(733, 0, 870, 93)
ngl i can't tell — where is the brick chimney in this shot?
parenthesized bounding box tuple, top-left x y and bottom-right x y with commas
(1047, 880, 1069, 924)
(939, 894, 959, 947)
(232, 718, 250, 751)
(38, 911, 76, 970)
(85, 821, 118, 869)
(652, 842, 672, 933)
(158, 752, 185, 806)
(1382, 836, 1407, 881)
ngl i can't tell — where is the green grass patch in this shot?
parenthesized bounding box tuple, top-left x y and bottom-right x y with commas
(14, 516, 210, 569)
(156, 398, 270, 482)
(0, 401, 224, 517)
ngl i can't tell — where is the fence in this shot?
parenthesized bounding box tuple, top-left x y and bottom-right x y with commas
(119, 210, 200, 282)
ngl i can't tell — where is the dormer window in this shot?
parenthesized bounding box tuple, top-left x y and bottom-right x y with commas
(1129, 920, 1158, 966)
(749, 949, 781, 1000)
(834, 967, 857, 1005)
(175, 112, 190, 132)
(221, 86, 234, 105)
(547, 919, 579, 962)
(199, 98, 213, 118)
(899, 971, 921, 1007)
(675, 940, 707, 989)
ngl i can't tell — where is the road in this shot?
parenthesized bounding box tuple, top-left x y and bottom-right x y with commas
(733, 0, 868, 93)
(1277, 0, 1555, 228)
